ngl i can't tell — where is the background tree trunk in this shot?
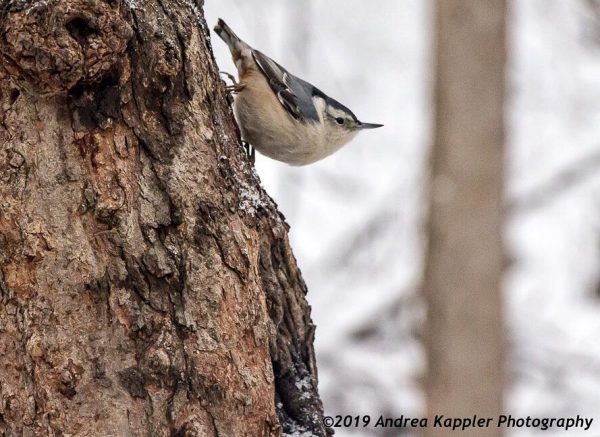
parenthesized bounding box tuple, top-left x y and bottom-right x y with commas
(0, 0, 325, 435)
(424, 0, 506, 434)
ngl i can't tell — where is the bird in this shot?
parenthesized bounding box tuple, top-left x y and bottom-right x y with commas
(213, 19, 383, 166)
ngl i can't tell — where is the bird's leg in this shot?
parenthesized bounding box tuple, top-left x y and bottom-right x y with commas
(220, 71, 246, 93)
(225, 84, 246, 93)
(243, 141, 255, 165)
(220, 71, 238, 85)
(222, 72, 252, 163)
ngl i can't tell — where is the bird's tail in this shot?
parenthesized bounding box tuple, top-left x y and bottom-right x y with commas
(214, 19, 248, 57)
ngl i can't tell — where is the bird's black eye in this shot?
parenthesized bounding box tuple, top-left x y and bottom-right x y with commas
(335, 117, 345, 125)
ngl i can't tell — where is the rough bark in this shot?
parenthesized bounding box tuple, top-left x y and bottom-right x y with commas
(424, 0, 506, 435)
(0, 0, 324, 435)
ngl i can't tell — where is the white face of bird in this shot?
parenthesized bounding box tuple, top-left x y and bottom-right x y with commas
(320, 105, 360, 149)
(325, 106, 361, 131)
(312, 96, 383, 149)
(324, 103, 383, 139)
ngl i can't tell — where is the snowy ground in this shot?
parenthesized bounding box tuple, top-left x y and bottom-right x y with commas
(204, 0, 600, 435)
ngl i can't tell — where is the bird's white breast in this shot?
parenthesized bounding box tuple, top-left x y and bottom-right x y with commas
(233, 70, 355, 165)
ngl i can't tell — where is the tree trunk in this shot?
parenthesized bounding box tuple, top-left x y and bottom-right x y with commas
(0, 1, 325, 435)
(424, 0, 506, 434)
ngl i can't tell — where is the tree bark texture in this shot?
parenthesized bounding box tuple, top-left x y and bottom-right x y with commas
(424, 0, 506, 435)
(0, 1, 324, 435)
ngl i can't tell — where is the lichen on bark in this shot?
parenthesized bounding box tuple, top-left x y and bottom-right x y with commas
(0, 0, 326, 435)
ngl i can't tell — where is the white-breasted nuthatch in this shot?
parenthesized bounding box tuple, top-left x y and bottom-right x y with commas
(214, 19, 383, 166)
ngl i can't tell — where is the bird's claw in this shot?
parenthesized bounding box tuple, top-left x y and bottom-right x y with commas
(220, 71, 246, 93)
(220, 71, 238, 85)
(225, 84, 246, 93)
(243, 141, 255, 165)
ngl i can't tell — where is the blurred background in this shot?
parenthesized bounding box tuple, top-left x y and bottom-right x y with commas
(204, 0, 600, 435)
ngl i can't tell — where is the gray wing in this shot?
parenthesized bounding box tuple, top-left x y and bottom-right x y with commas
(252, 50, 319, 122)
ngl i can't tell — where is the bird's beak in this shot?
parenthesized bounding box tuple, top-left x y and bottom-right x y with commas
(359, 122, 384, 129)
